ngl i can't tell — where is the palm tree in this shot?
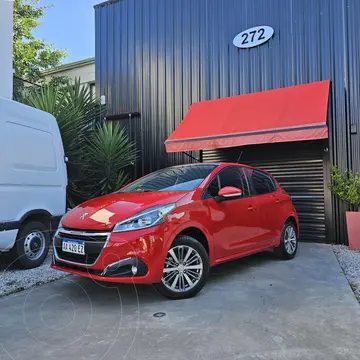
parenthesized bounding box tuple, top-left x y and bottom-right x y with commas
(23, 78, 137, 206)
(84, 122, 138, 198)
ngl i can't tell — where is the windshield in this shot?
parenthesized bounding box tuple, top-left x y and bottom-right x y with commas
(121, 165, 217, 193)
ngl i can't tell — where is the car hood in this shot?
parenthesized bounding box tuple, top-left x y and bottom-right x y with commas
(61, 192, 188, 231)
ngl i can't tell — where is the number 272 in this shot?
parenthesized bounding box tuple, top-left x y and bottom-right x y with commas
(241, 28, 265, 44)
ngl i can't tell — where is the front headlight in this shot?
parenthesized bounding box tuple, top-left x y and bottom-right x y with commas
(113, 203, 176, 233)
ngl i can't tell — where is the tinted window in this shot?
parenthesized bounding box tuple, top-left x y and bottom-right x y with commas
(206, 177, 220, 198)
(240, 168, 250, 196)
(246, 169, 276, 195)
(204, 166, 249, 198)
(121, 165, 217, 193)
(218, 167, 243, 189)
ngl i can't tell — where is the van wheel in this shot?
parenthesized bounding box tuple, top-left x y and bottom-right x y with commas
(274, 221, 298, 260)
(154, 235, 210, 300)
(11, 221, 50, 269)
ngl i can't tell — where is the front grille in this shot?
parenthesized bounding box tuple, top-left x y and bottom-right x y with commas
(54, 229, 109, 265)
(54, 259, 104, 275)
(59, 229, 108, 242)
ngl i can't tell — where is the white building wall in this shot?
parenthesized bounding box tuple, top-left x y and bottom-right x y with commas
(44, 63, 95, 86)
(0, 0, 14, 99)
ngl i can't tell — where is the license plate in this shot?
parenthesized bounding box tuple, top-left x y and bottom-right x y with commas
(62, 239, 85, 255)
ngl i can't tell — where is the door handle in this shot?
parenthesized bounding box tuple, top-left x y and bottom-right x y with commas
(247, 205, 255, 211)
(275, 199, 280, 204)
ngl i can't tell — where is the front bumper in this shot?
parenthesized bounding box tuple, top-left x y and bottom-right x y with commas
(52, 224, 169, 284)
(52, 256, 151, 283)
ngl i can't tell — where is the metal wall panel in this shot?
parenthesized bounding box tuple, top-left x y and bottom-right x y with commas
(95, 0, 360, 244)
(203, 142, 327, 242)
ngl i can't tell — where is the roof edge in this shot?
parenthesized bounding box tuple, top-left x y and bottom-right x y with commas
(94, 0, 120, 9)
(42, 57, 95, 75)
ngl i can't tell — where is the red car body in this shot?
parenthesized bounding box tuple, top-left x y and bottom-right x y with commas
(52, 163, 298, 291)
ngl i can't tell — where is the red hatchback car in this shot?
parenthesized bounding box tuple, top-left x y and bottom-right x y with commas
(52, 163, 299, 299)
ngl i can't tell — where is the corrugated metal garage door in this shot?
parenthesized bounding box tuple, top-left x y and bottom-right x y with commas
(202, 141, 326, 242)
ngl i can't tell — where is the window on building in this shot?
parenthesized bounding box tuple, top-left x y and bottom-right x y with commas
(89, 82, 96, 98)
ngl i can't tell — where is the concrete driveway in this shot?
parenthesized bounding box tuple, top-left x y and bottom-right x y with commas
(0, 243, 359, 360)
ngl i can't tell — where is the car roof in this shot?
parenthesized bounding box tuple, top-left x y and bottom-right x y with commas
(169, 162, 255, 168)
(168, 162, 276, 179)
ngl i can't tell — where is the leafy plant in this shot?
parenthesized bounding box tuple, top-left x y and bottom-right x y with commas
(13, 0, 66, 83)
(83, 122, 138, 198)
(22, 79, 136, 207)
(329, 166, 360, 210)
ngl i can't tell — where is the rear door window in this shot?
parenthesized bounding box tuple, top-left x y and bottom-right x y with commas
(245, 168, 277, 195)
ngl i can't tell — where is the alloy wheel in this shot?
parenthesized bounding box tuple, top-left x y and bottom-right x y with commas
(162, 245, 203, 293)
(284, 225, 297, 255)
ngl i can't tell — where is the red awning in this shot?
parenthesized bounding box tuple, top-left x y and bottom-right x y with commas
(165, 80, 330, 153)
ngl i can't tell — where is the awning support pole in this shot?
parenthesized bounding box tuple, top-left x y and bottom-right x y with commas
(182, 152, 202, 163)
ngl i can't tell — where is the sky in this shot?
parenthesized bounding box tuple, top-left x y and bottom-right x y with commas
(33, 0, 101, 64)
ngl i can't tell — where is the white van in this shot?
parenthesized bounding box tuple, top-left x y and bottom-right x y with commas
(0, 96, 67, 268)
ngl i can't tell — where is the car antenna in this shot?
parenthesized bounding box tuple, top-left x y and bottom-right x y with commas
(182, 152, 202, 163)
(237, 151, 244, 163)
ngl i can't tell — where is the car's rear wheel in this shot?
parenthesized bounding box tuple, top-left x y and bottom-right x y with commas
(274, 221, 298, 260)
(154, 235, 209, 300)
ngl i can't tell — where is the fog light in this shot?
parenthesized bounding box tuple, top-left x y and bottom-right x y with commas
(131, 266, 138, 276)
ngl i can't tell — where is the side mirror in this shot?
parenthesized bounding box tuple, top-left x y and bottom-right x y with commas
(216, 186, 243, 202)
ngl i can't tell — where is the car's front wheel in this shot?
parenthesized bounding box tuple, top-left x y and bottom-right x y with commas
(154, 235, 210, 300)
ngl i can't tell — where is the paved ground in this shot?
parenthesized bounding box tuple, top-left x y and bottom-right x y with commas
(0, 243, 359, 360)
(0, 250, 67, 297)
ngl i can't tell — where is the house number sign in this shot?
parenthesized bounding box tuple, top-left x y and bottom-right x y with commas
(233, 26, 274, 49)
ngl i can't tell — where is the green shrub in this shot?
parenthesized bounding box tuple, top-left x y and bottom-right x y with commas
(83, 122, 138, 198)
(22, 79, 137, 207)
(329, 166, 360, 209)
